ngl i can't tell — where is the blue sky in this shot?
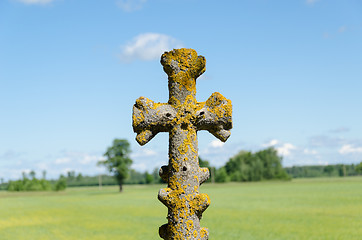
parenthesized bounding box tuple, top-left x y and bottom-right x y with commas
(1, 0, 361, 181)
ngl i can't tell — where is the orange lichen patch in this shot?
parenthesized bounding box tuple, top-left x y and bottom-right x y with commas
(161, 49, 205, 77)
(132, 112, 144, 128)
(186, 220, 194, 231)
(168, 175, 185, 191)
(168, 96, 181, 108)
(205, 92, 232, 119)
(196, 101, 205, 110)
(161, 49, 205, 94)
(185, 93, 197, 105)
(177, 130, 197, 155)
(190, 193, 210, 212)
(135, 130, 151, 145)
(169, 157, 181, 173)
(200, 228, 208, 238)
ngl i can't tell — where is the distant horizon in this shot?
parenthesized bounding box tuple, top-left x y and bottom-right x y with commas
(2, 147, 361, 182)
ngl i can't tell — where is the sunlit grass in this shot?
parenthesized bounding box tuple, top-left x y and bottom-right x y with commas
(1, 177, 361, 239)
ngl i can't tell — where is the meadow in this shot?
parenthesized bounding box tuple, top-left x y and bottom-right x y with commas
(0, 177, 361, 240)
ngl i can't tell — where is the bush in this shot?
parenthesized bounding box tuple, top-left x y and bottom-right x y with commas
(7, 178, 52, 191)
(54, 178, 67, 191)
(7, 174, 64, 192)
(215, 167, 230, 183)
(224, 148, 290, 182)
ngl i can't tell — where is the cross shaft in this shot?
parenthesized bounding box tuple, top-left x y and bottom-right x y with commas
(133, 48, 232, 239)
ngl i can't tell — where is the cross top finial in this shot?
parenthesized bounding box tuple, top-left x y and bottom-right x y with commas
(161, 48, 206, 79)
(161, 49, 206, 103)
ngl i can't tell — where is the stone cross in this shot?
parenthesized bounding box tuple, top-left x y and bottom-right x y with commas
(132, 48, 232, 240)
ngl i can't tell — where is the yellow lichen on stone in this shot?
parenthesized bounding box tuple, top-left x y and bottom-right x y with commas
(193, 230, 198, 238)
(186, 220, 194, 231)
(133, 48, 232, 240)
(161, 48, 205, 94)
(135, 130, 151, 145)
(177, 129, 197, 155)
(168, 96, 181, 108)
(205, 92, 232, 119)
(200, 228, 208, 238)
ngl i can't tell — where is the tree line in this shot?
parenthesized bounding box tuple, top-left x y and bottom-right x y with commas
(285, 163, 362, 178)
(2, 138, 361, 192)
(96, 139, 293, 191)
(5, 171, 67, 192)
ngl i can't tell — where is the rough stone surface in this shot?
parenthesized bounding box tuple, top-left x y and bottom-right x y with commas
(132, 48, 232, 240)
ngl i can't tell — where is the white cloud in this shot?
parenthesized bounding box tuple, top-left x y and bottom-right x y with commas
(131, 162, 147, 172)
(276, 143, 296, 157)
(36, 162, 48, 170)
(262, 139, 279, 147)
(61, 168, 75, 175)
(339, 144, 362, 154)
(119, 33, 183, 62)
(303, 148, 318, 155)
(55, 157, 71, 164)
(116, 0, 147, 12)
(21, 169, 32, 174)
(79, 154, 101, 165)
(131, 148, 158, 158)
(143, 149, 157, 156)
(210, 139, 224, 148)
(55, 152, 102, 165)
(15, 0, 54, 5)
(261, 139, 296, 156)
(129, 147, 165, 173)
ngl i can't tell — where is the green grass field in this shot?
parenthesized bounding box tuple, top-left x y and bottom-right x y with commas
(1, 177, 361, 240)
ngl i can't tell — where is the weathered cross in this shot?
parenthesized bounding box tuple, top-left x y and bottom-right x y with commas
(132, 48, 232, 240)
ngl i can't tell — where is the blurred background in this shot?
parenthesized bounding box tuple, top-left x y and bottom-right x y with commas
(1, 0, 362, 181)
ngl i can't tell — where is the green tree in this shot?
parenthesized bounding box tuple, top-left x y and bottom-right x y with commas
(76, 173, 83, 181)
(323, 165, 334, 176)
(356, 162, 362, 174)
(224, 148, 290, 182)
(98, 139, 133, 192)
(145, 171, 154, 184)
(54, 175, 67, 191)
(256, 148, 289, 180)
(225, 151, 255, 181)
(22, 172, 28, 180)
(215, 167, 229, 183)
(67, 171, 76, 180)
(337, 164, 346, 177)
(29, 170, 36, 180)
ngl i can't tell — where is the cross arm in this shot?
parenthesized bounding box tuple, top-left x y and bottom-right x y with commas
(194, 92, 232, 142)
(133, 96, 177, 145)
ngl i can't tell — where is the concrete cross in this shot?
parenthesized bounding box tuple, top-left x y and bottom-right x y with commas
(132, 48, 232, 240)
